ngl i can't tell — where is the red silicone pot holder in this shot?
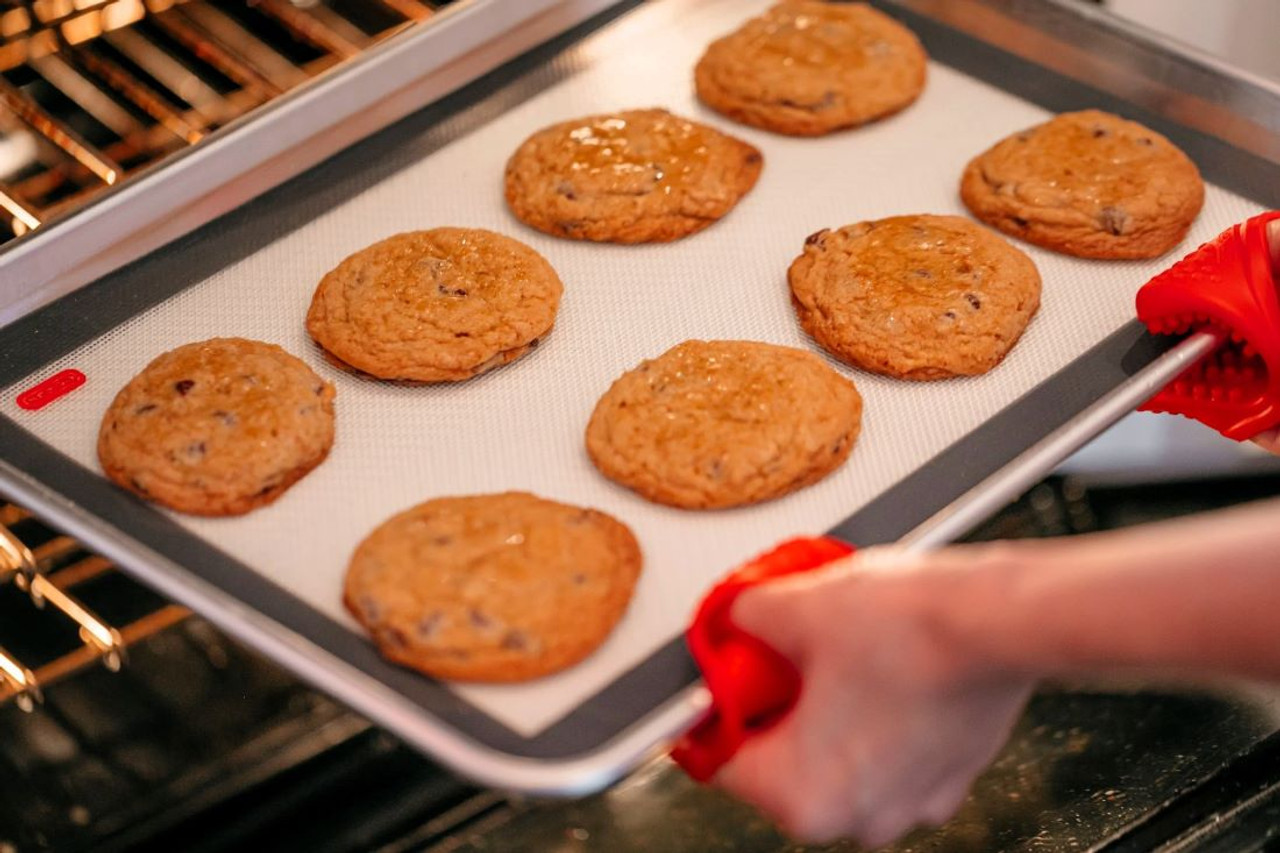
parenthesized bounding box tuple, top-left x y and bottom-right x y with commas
(671, 536, 854, 782)
(1136, 210, 1280, 439)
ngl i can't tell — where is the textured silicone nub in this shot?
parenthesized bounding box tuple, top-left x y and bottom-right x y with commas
(1136, 211, 1280, 440)
(671, 536, 854, 782)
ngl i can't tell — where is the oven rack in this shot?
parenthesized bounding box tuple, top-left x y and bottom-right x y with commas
(0, 501, 189, 711)
(1, 0, 458, 246)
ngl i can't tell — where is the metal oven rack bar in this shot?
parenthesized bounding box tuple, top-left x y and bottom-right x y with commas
(0, 501, 189, 711)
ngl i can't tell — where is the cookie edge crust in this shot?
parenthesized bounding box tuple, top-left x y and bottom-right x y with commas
(343, 495, 643, 682)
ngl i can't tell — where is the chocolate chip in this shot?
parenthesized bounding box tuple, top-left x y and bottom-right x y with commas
(572, 573, 588, 586)
(956, 261, 973, 274)
(134, 403, 158, 415)
(174, 379, 195, 395)
(528, 338, 540, 349)
(417, 611, 443, 638)
(358, 596, 382, 622)
(432, 535, 453, 546)
(313, 383, 325, 396)
(1010, 216, 1029, 229)
(805, 229, 830, 248)
(1092, 127, 1109, 138)
(1138, 137, 1154, 147)
(943, 310, 958, 320)
(213, 410, 236, 426)
(745, 151, 762, 165)
(501, 631, 530, 651)
(556, 180, 577, 200)
(468, 609, 493, 630)
(454, 332, 471, 338)
(965, 293, 982, 310)
(183, 441, 207, 461)
(913, 268, 932, 279)
(130, 477, 149, 495)
(1099, 206, 1129, 236)
(1016, 132, 1031, 142)
(437, 284, 468, 297)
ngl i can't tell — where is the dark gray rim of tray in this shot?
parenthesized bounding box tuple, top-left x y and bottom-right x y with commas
(1, 0, 1278, 762)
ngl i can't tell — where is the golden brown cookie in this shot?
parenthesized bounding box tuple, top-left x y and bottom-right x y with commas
(344, 492, 642, 682)
(961, 110, 1205, 259)
(789, 215, 1042, 380)
(586, 340, 862, 509)
(695, 1, 927, 137)
(306, 229, 562, 383)
(98, 338, 335, 516)
(503, 108, 763, 243)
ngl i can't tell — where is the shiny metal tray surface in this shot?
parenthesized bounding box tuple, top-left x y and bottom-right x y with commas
(0, 0, 1278, 794)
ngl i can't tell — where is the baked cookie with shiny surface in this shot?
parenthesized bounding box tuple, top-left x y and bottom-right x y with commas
(961, 110, 1204, 259)
(344, 492, 642, 682)
(695, 1, 927, 136)
(789, 215, 1041, 380)
(98, 337, 335, 516)
(586, 340, 862, 509)
(306, 228, 562, 382)
(504, 108, 763, 243)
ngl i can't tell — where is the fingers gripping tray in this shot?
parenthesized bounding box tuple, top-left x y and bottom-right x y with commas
(0, 0, 1277, 792)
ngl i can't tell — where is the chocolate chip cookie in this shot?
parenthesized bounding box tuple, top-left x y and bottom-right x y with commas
(695, 1, 928, 137)
(344, 492, 642, 682)
(98, 338, 335, 516)
(504, 108, 763, 243)
(961, 110, 1205, 259)
(789, 215, 1042, 380)
(586, 340, 862, 509)
(306, 228, 562, 383)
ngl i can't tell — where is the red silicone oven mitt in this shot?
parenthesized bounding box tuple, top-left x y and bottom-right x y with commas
(671, 536, 854, 782)
(1137, 210, 1280, 439)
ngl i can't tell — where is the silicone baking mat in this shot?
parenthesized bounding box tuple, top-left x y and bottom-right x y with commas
(1, 0, 1276, 764)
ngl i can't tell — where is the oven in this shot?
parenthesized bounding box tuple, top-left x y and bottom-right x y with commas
(3, 1, 1280, 850)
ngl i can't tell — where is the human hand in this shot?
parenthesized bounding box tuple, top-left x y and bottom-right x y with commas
(714, 547, 1034, 846)
(1250, 220, 1280, 455)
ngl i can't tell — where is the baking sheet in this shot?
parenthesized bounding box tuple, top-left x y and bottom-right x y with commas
(0, 0, 1272, 758)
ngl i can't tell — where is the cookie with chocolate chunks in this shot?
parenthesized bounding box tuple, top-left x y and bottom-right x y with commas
(344, 492, 642, 682)
(98, 337, 335, 516)
(790, 215, 1041, 380)
(504, 108, 763, 243)
(961, 110, 1204, 259)
(307, 228, 562, 382)
(586, 340, 862, 509)
(695, 1, 927, 136)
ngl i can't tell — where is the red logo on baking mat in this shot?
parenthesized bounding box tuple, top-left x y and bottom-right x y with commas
(17, 369, 86, 411)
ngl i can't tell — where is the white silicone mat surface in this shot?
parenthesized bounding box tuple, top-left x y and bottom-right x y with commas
(1, 0, 1263, 737)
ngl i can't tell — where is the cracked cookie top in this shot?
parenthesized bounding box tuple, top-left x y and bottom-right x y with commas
(504, 108, 763, 243)
(960, 109, 1204, 259)
(306, 228, 563, 382)
(585, 340, 862, 509)
(695, 1, 927, 136)
(98, 337, 335, 516)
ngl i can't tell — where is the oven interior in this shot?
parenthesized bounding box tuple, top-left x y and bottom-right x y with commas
(4, 466, 1280, 852)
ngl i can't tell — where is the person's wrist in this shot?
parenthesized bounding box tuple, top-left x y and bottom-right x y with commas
(911, 542, 1044, 682)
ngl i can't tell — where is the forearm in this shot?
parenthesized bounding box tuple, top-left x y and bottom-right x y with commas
(942, 497, 1280, 682)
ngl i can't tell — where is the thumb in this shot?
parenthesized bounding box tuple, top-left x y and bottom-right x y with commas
(729, 581, 816, 663)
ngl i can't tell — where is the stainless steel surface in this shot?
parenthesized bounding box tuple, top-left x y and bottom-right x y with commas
(892, 0, 1280, 163)
(900, 332, 1221, 552)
